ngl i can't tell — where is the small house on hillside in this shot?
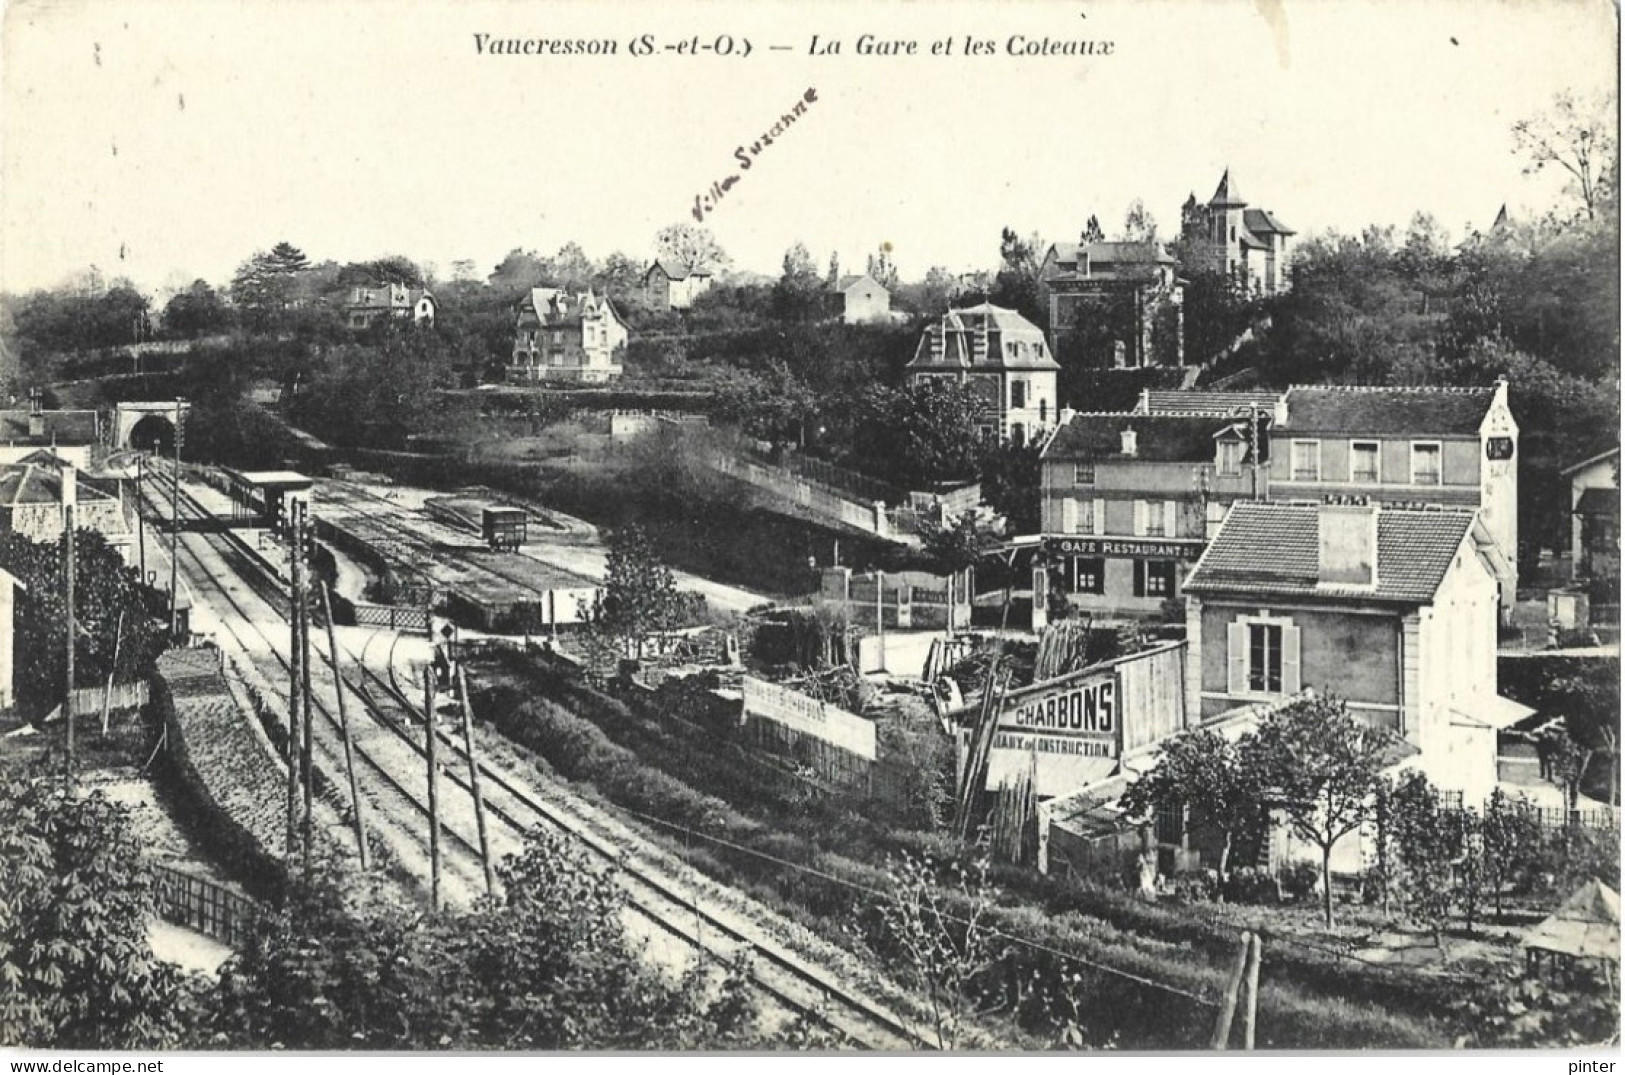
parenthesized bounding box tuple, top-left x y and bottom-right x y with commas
(643, 260, 713, 311)
(827, 274, 891, 324)
(345, 285, 436, 329)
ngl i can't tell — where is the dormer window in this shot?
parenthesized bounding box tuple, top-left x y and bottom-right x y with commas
(1217, 439, 1244, 477)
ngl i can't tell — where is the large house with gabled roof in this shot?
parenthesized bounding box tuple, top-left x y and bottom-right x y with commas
(905, 302, 1060, 443)
(1184, 499, 1526, 804)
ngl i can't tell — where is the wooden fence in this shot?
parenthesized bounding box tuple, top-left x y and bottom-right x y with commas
(1532, 805, 1619, 831)
(151, 863, 257, 948)
(352, 602, 430, 633)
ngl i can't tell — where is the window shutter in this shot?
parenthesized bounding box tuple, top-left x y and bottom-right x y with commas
(1133, 500, 1148, 537)
(1281, 624, 1302, 694)
(1062, 498, 1078, 534)
(1163, 500, 1178, 538)
(1092, 499, 1105, 535)
(1227, 623, 1248, 695)
(1133, 560, 1146, 597)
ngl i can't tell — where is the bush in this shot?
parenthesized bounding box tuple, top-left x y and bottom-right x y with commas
(1224, 866, 1281, 905)
(1279, 862, 1323, 903)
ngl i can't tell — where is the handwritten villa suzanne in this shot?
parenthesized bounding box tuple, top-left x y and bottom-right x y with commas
(692, 87, 819, 222)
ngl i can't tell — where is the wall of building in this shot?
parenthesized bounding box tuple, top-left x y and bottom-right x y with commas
(1569, 458, 1616, 562)
(1195, 600, 1401, 722)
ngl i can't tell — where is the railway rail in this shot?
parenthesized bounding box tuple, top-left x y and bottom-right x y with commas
(142, 461, 929, 1050)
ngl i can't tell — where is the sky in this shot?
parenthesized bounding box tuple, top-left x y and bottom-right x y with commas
(1, 0, 1618, 297)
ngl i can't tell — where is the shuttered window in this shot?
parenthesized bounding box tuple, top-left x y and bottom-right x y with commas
(1228, 616, 1302, 696)
(1133, 500, 1149, 537)
(1061, 498, 1079, 534)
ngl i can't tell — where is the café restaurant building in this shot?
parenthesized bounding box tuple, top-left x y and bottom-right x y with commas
(1038, 412, 1266, 617)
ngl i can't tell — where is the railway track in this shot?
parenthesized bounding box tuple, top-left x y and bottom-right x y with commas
(144, 462, 928, 1050)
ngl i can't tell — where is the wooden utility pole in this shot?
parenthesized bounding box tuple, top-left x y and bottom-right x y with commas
(285, 504, 304, 866)
(424, 671, 442, 912)
(136, 454, 146, 582)
(456, 666, 496, 896)
(320, 582, 370, 869)
(1240, 931, 1262, 1050)
(101, 610, 125, 736)
(1210, 930, 1253, 1050)
(298, 503, 315, 875)
(169, 400, 183, 637)
(63, 505, 75, 793)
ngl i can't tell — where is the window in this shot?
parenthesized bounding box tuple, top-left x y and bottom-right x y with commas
(1248, 623, 1283, 693)
(1217, 439, 1244, 477)
(1011, 381, 1028, 409)
(1145, 500, 1166, 536)
(1351, 441, 1380, 483)
(1072, 557, 1105, 595)
(1133, 559, 1177, 598)
(1411, 442, 1442, 485)
(1291, 440, 1321, 482)
(1073, 463, 1095, 486)
(1154, 801, 1185, 846)
(1227, 616, 1302, 697)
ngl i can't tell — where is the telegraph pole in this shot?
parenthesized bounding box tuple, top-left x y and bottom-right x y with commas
(169, 399, 184, 637)
(424, 671, 442, 912)
(457, 665, 495, 896)
(320, 581, 370, 868)
(285, 503, 304, 866)
(298, 502, 315, 874)
(136, 454, 146, 582)
(63, 505, 75, 793)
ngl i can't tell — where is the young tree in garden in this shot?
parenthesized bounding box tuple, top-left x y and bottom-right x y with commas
(1241, 695, 1396, 927)
(917, 505, 1006, 578)
(978, 440, 1043, 536)
(1119, 728, 1264, 881)
(875, 851, 1002, 1050)
(1480, 788, 1545, 918)
(1120, 199, 1159, 245)
(1385, 772, 1469, 945)
(989, 227, 1045, 325)
(855, 380, 987, 489)
(588, 525, 686, 661)
(161, 279, 231, 338)
(0, 768, 203, 1047)
(773, 241, 826, 322)
(712, 362, 820, 447)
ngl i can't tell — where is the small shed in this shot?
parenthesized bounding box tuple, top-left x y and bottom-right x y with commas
(225, 469, 314, 528)
(1522, 878, 1620, 980)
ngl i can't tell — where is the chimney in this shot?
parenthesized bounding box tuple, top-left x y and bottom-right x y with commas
(1318, 500, 1378, 587)
(1058, 406, 1077, 427)
(1120, 427, 1138, 457)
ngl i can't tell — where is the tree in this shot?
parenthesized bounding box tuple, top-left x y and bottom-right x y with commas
(0, 768, 202, 1047)
(161, 279, 230, 338)
(0, 529, 170, 722)
(917, 505, 1006, 578)
(1121, 199, 1158, 245)
(978, 440, 1043, 536)
(712, 362, 819, 447)
(208, 831, 766, 1048)
(989, 228, 1044, 325)
(1512, 91, 1618, 222)
(654, 223, 728, 275)
(875, 851, 1001, 1049)
(1081, 216, 1105, 244)
(1241, 695, 1395, 927)
(487, 248, 552, 296)
(1479, 788, 1544, 918)
(594, 251, 645, 299)
(1119, 728, 1265, 881)
(853, 380, 987, 489)
(868, 242, 900, 290)
(333, 256, 426, 290)
(550, 242, 595, 292)
(589, 525, 686, 661)
(1384, 771, 1468, 944)
(230, 241, 313, 320)
(773, 241, 825, 322)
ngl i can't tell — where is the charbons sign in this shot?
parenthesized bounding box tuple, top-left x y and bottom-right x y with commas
(1000, 671, 1117, 745)
(1044, 536, 1202, 561)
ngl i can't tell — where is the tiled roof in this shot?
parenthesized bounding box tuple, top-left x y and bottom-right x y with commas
(1575, 487, 1618, 517)
(0, 410, 97, 446)
(1043, 413, 1243, 463)
(832, 273, 885, 294)
(1050, 241, 1176, 267)
(1281, 385, 1500, 436)
(1185, 501, 1479, 604)
(519, 287, 624, 330)
(1244, 208, 1295, 236)
(1138, 389, 1282, 416)
(649, 260, 710, 281)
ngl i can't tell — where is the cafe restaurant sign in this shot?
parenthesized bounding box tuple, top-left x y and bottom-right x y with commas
(1044, 536, 1203, 560)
